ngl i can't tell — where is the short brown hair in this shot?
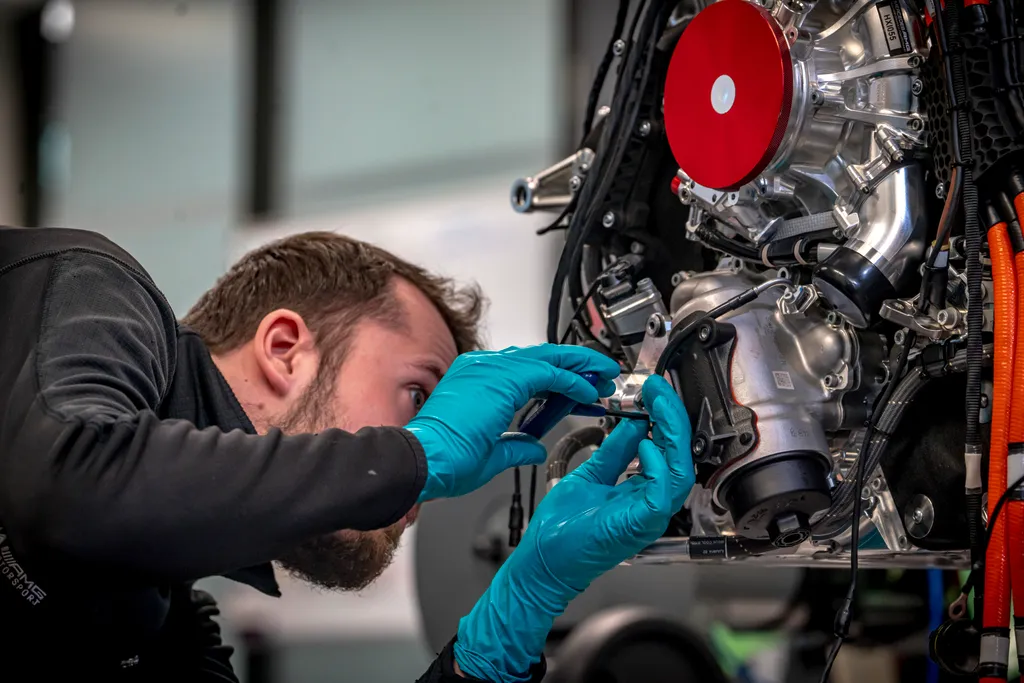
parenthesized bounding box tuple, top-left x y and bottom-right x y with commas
(183, 232, 486, 368)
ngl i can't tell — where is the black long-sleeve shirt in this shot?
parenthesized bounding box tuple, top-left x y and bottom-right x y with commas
(0, 226, 543, 682)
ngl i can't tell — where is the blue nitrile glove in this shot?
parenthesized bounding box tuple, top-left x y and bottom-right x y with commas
(406, 344, 620, 503)
(454, 374, 694, 683)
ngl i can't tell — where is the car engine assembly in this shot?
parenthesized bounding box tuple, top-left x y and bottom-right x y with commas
(511, 0, 1024, 675)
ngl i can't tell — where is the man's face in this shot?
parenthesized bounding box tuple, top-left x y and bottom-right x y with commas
(275, 278, 459, 591)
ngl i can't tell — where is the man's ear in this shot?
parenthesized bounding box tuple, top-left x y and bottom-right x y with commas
(252, 309, 319, 397)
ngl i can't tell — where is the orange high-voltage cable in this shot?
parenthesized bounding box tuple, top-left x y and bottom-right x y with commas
(981, 212, 1017, 683)
(1006, 190, 1024, 673)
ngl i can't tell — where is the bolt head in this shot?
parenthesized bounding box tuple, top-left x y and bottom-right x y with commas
(823, 374, 835, 388)
(832, 227, 845, 240)
(602, 211, 616, 228)
(698, 325, 712, 341)
(935, 183, 946, 199)
(811, 90, 824, 105)
(894, 330, 906, 345)
(569, 175, 582, 192)
(908, 54, 923, 68)
(912, 79, 924, 95)
(612, 39, 626, 56)
(646, 313, 665, 337)
(638, 121, 652, 137)
(909, 117, 924, 131)
(671, 272, 684, 286)
(692, 437, 707, 455)
(936, 310, 948, 324)
(913, 509, 924, 523)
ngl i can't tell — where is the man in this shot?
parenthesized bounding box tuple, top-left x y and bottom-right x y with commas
(0, 226, 693, 682)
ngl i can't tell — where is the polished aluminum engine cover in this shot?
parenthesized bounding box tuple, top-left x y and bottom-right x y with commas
(665, 0, 929, 326)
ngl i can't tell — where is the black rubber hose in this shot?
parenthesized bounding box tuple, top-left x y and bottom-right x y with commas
(547, 426, 607, 483)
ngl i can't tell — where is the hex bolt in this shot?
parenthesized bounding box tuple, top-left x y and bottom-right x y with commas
(913, 508, 924, 524)
(861, 486, 872, 500)
(935, 182, 946, 199)
(638, 120, 652, 137)
(823, 374, 838, 388)
(739, 432, 753, 445)
(646, 313, 666, 338)
(602, 211, 616, 228)
(833, 227, 846, 240)
(912, 79, 924, 96)
(630, 241, 645, 254)
(811, 89, 824, 105)
(692, 436, 707, 457)
(569, 175, 582, 193)
(871, 477, 883, 491)
(698, 324, 712, 342)
(899, 535, 909, 549)
(671, 271, 687, 287)
(908, 117, 924, 132)
(612, 39, 626, 56)
(908, 54, 923, 68)
(826, 311, 839, 326)
(894, 329, 906, 346)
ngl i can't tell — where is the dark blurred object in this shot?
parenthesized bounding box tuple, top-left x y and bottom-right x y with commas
(546, 607, 730, 683)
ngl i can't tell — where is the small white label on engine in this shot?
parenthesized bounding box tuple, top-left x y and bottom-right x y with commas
(773, 371, 794, 390)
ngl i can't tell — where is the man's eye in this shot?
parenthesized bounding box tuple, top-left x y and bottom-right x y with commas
(409, 387, 427, 410)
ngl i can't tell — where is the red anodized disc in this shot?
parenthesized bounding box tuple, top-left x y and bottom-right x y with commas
(663, 0, 793, 191)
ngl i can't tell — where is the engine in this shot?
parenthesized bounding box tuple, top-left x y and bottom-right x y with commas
(511, 0, 1023, 578)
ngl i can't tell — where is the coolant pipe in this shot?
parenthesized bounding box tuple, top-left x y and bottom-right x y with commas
(981, 216, 1016, 683)
(1007, 190, 1024, 670)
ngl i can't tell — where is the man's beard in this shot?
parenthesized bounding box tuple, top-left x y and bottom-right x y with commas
(271, 369, 404, 592)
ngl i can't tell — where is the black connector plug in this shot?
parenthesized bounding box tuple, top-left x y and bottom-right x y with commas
(508, 493, 524, 547)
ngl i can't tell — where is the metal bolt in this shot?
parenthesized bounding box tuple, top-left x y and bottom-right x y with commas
(899, 535, 909, 549)
(811, 89, 824, 105)
(908, 54, 923, 68)
(602, 211, 616, 228)
(569, 175, 582, 193)
(913, 508, 924, 523)
(823, 374, 838, 388)
(832, 227, 846, 240)
(638, 120, 652, 137)
(671, 271, 687, 287)
(908, 116, 924, 132)
(825, 311, 839, 326)
(894, 329, 906, 346)
(612, 39, 626, 56)
(861, 486, 872, 500)
(871, 477, 883, 491)
(936, 309, 949, 326)
(630, 241, 645, 254)
(981, 393, 990, 408)
(647, 313, 666, 337)
(692, 436, 707, 456)
(935, 182, 946, 199)
(740, 432, 754, 445)
(912, 79, 924, 96)
(698, 324, 712, 342)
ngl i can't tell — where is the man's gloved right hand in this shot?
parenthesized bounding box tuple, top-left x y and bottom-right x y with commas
(405, 344, 620, 503)
(453, 375, 694, 683)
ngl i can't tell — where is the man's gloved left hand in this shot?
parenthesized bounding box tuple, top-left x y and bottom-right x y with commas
(453, 375, 694, 683)
(406, 344, 620, 503)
